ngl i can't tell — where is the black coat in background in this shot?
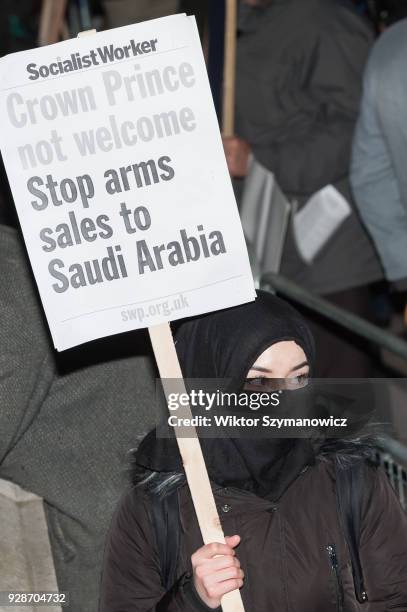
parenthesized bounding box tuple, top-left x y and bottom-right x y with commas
(235, 0, 383, 295)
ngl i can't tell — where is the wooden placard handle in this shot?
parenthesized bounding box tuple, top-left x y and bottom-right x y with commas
(222, 0, 238, 138)
(149, 323, 245, 612)
(39, 0, 68, 45)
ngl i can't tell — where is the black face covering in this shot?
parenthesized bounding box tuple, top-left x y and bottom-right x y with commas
(137, 291, 316, 502)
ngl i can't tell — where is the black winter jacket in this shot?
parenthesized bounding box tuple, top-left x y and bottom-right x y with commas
(100, 458, 407, 611)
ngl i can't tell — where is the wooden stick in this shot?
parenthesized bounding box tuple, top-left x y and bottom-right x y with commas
(39, 0, 68, 46)
(222, 0, 238, 137)
(149, 323, 245, 612)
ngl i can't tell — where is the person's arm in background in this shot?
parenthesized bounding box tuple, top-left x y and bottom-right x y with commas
(359, 465, 407, 608)
(351, 38, 407, 288)
(0, 226, 56, 466)
(99, 488, 243, 612)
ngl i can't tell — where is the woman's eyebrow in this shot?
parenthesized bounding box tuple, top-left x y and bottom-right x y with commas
(289, 361, 309, 373)
(249, 365, 271, 373)
(249, 361, 309, 375)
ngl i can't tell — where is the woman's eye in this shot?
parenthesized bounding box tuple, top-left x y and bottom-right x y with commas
(244, 376, 280, 391)
(245, 377, 267, 387)
(286, 373, 309, 389)
(244, 373, 309, 391)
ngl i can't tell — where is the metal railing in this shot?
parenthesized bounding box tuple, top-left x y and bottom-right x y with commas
(377, 437, 407, 510)
(377, 451, 407, 510)
(261, 272, 407, 363)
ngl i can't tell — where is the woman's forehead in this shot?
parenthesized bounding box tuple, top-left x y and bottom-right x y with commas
(250, 341, 307, 369)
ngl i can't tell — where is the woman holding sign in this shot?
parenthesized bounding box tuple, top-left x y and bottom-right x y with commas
(100, 292, 407, 611)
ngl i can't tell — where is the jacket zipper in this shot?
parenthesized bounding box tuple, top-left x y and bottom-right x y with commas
(327, 544, 344, 612)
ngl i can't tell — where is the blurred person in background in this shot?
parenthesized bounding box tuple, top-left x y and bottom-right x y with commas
(0, 164, 156, 612)
(0, 218, 156, 612)
(223, 0, 384, 377)
(351, 12, 407, 316)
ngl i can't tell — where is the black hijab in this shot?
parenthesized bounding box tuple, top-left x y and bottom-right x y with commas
(137, 291, 316, 502)
(175, 289, 315, 386)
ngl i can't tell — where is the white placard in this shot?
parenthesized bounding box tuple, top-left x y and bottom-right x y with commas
(293, 185, 351, 263)
(0, 15, 255, 350)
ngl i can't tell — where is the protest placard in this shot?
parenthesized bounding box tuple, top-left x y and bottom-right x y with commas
(0, 14, 255, 351)
(0, 13, 252, 611)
